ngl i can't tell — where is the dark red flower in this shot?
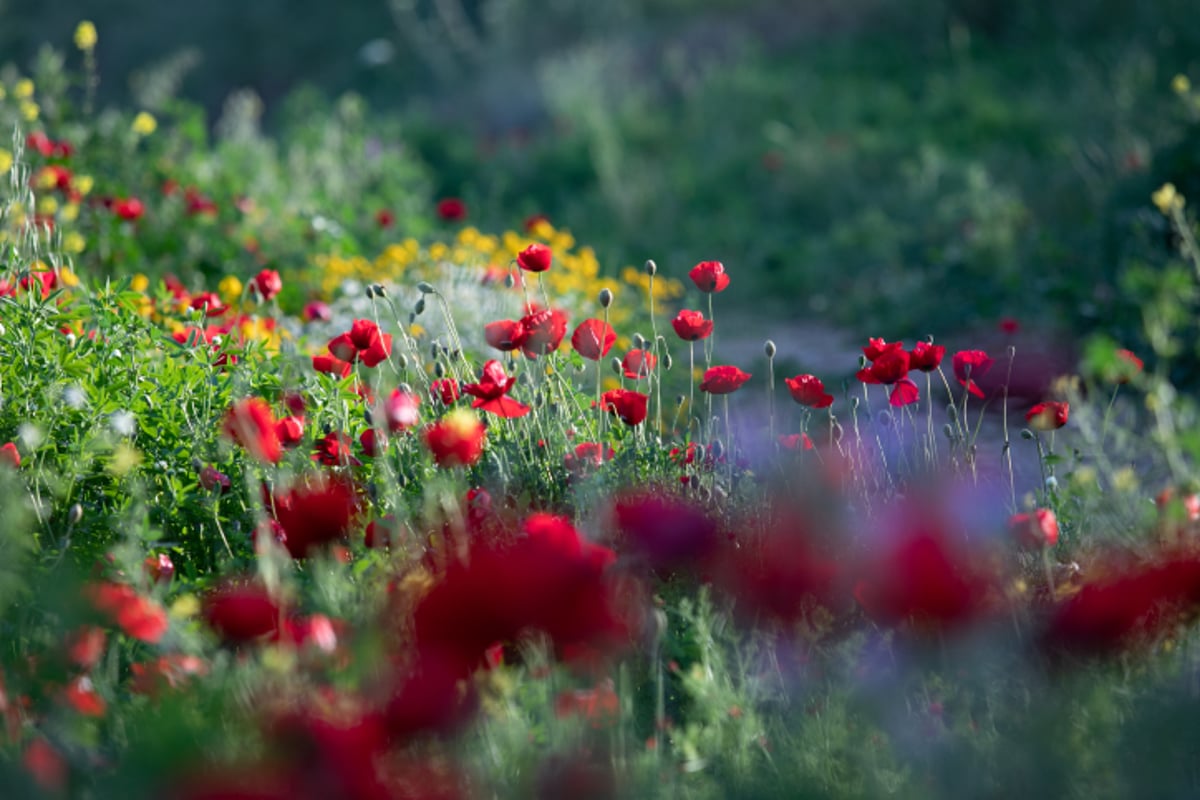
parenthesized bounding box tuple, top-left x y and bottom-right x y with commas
(359, 428, 386, 457)
(856, 348, 910, 385)
(328, 319, 392, 368)
(784, 374, 834, 408)
(190, 292, 228, 317)
(621, 349, 657, 379)
(909, 341, 945, 372)
(203, 581, 281, 644)
(517, 243, 553, 273)
(86, 582, 170, 643)
(779, 432, 814, 451)
(313, 432, 361, 467)
(1114, 349, 1143, 383)
(0, 442, 20, 468)
(1026, 401, 1069, 431)
(430, 378, 461, 405)
(436, 197, 467, 221)
(113, 197, 144, 221)
(952, 350, 994, 399)
(271, 476, 360, 557)
(375, 208, 395, 228)
(862, 337, 904, 361)
(222, 398, 282, 464)
(484, 319, 526, 352)
(1009, 509, 1059, 548)
(276, 415, 305, 448)
(688, 261, 730, 293)
(671, 309, 714, 341)
(304, 301, 332, 322)
(612, 491, 718, 569)
(424, 409, 487, 468)
(251, 269, 282, 301)
(312, 353, 352, 378)
(571, 318, 616, 361)
(144, 552, 175, 583)
(66, 626, 107, 669)
(564, 442, 615, 477)
(600, 389, 649, 426)
(463, 360, 530, 418)
(518, 307, 568, 358)
(700, 365, 751, 394)
(383, 388, 421, 433)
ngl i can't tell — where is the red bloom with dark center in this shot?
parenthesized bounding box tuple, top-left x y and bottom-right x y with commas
(114, 197, 144, 221)
(909, 341, 945, 372)
(424, 409, 487, 468)
(276, 415, 305, 448)
(383, 388, 421, 432)
(1026, 401, 1069, 431)
(671, 309, 714, 341)
(688, 261, 730, 293)
(863, 337, 904, 361)
(312, 353, 352, 378)
(328, 319, 392, 368)
(430, 378, 461, 405)
(621, 349, 657, 379)
(304, 301, 332, 322)
(436, 197, 467, 221)
(203, 581, 281, 644)
(784, 374, 834, 408)
(222, 398, 282, 464)
(952, 350, 994, 398)
(270, 476, 360, 558)
(190, 292, 228, 317)
(856, 348, 910, 385)
(251, 269, 282, 301)
(700, 365, 751, 394)
(1009, 508, 1059, 548)
(313, 432, 361, 467)
(463, 360, 530, 418)
(517, 243, 553, 273)
(600, 389, 649, 426)
(484, 319, 526, 352)
(518, 307, 568, 358)
(571, 319, 616, 361)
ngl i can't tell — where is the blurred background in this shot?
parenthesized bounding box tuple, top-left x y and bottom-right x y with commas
(2, 0, 1199, 350)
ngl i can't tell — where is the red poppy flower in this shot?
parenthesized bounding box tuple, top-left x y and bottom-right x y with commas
(999, 317, 1020, 334)
(779, 433, 815, 451)
(359, 428, 386, 457)
(144, 552, 175, 583)
(463, 360, 530, 418)
(304, 301, 332, 322)
(271, 475, 360, 557)
(66, 626, 107, 669)
(518, 307, 568, 358)
(313, 432, 361, 467)
(700, 365, 751, 394)
(382, 388, 421, 433)
(429, 378, 461, 406)
(328, 319, 392, 368)
(0, 442, 19, 468)
(113, 197, 144, 221)
(63, 676, 106, 717)
(600, 389, 649, 426)
(856, 348, 910, 385)
(190, 292, 228, 317)
(564, 442, 615, 476)
(26, 131, 55, 157)
(688, 261, 730, 293)
(204, 581, 281, 644)
(1025, 401, 1069, 431)
(86, 582, 170, 643)
(276, 415, 305, 448)
(952, 350, 994, 398)
(784, 374, 834, 408)
(484, 319, 526, 352)
(1009, 508, 1059, 548)
(862, 337, 904, 361)
(222, 398, 282, 464)
(424, 409, 487, 468)
(621, 349, 657, 379)
(251, 269, 282, 301)
(612, 490, 718, 569)
(517, 243, 553, 273)
(671, 309, 714, 341)
(1114, 349, 1143, 384)
(909, 341, 945, 372)
(436, 197, 467, 221)
(375, 208, 395, 228)
(312, 353, 352, 378)
(198, 465, 231, 494)
(571, 319, 616, 361)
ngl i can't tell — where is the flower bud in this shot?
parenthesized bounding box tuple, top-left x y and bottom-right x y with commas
(397, 354, 409, 370)
(504, 274, 516, 289)
(417, 281, 436, 294)
(434, 361, 446, 378)
(764, 340, 776, 358)
(611, 357, 623, 375)
(943, 423, 956, 440)
(598, 288, 613, 308)
(633, 333, 646, 350)
(370, 283, 387, 298)
(1020, 429, 1035, 440)
(644, 259, 657, 276)
(663, 353, 673, 370)
(68, 503, 83, 525)
(414, 298, 426, 315)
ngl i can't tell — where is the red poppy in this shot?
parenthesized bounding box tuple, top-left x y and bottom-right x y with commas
(564, 442, 615, 477)
(197, 464, 229, 493)
(1025, 401, 1069, 431)
(0, 442, 19, 468)
(571, 319, 616, 361)
(271, 475, 360, 557)
(784, 374, 834, 408)
(600, 389, 649, 426)
(359, 428, 386, 457)
(304, 301, 332, 322)
(517, 243, 553, 273)
(430, 378, 461, 405)
(328, 319, 393, 368)
(700, 365, 751, 394)
(436, 197, 467, 221)
(862, 337, 904, 361)
(222, 398, 282, 464)
(312, 353, 352, 378)
(484, 319, 526, 352)
(1009, 509, 1059, 548)
(952, 350, 994, 398)
(909, 341, 945, 372)
(66, 626, 107, 669)
(26, 131, 55, 157)
(999, 317, 1020, 334)
(144, 552, 175, 583)
(1114, 349, 1143, 383)
(621, 349, 657, 379)
(251, 269, 282, 301)
(129, 654, 207, 696)
(63, 676, 106, 717)
(276, 415, 305, 447)
(779, 433, 814, 451)
(383, 388, 422, 432)
(190, 292, 228, 317)
(463, 360, 530, 418)
(375, 208, 395, 228)
(313, 432, 361, 467)
(87, 582, 170, 643)
(688, 261, 730, 293)
(518, 307, 568, 358)
(113, 197, 144, 221)
(612, 490, 718, 569)
(23, 738, 67, 794)
(671, 309, 714, 341)
(424, 409, 487, 468)
(203, 581, 281, 644)
(856, 348, 910, 385)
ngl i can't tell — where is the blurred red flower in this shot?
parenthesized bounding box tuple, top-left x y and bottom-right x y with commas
(222, 398, 282, 464)
(383, 388, 422, 432)
(251, 269, 282, 301)
(621, 349, 657, 379)
(270, 475, 360, 557)
(312, 353, 352, 378)
(571, 319, 616, 361)
(1026, 401, 1069, 431)
(276, 415, 305, 448)
(424, 409, 487, 468)
(784, 374, 834, 408)
(0, 442, 20, 468)
(1009, 508, 1059, 548)
(909, 341, 945, 372)
(612, 490, 718, 569)
(114, 197, 144, 221)
(328, 319, 392, 368)
(952, 350, 994, 399)
(484, 319, 526, 352)
(204, 581, 281, 644)
(700, 365, 751, 394)
(436, 197, 467, 221)
(430, 378, 461, 405)
(518, 307, 568, 358)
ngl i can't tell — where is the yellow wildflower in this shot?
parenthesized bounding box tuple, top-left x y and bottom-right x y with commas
(74, 21, 98, 51)
(60, 203, 79, 222)
(74, 175, 94, 196)
(36, 196, 58, 216)
(409, 323, 426, 338)
(218, 275, 243, 304)
(131, 111, 157, 136)
(59, 267, 80, 287)
(0, 149, 11, 174)
(20, 101, 39, 122)
(1153, 182, 1184, 215)
(13, 79, 33, 100)
(1173, 74, 1192, 95)
(170, 593, 200, 619)
(63, 231, 85, 254)
(131, 273, 150, 293)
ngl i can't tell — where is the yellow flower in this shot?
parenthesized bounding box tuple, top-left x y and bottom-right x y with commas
(60, 202, 79, 222)
(74, 175, 94, 196)
(131, 273, 150, 293)
(36, 196, 58, 216)
(0, 149, 11, 174)
(170, 593, 200, 619)
(1153, 182, 1184, 215)
(409, 323, 426, 338)
(13, 79, 33, 100)
(59, 267, 80, 287)
(218, 275, 243, 304)
(131, 111, 157, 136)
(63, 231, 86, 254)
(20, 101, 39, 122)
(74, 21, 98, 51)
(1173, 74, 1192, 95)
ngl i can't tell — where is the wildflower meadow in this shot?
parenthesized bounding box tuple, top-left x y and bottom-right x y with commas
(3, 13, 1200, 799)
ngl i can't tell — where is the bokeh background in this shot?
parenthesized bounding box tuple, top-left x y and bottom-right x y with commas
(3, 0, 1198, 349)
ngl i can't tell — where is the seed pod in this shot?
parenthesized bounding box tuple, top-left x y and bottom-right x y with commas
(676, 395, 686, 406)
(598, 288, 613, 308)
(943, 423, 956, 440)
(1020, 429, 1035, 440)
(764, 340, 777, 358)
(364, 406, 375, 425)
(398, 383, 412, 394)
(414, 298, 426, 315)
(434, 361, 446, 378)
(644, 259, 657, 276)
(417, 281, 436, 294)
(365, 284, 376, 299)
(370, 283, 387, 298)
(397, 354, 409, 370)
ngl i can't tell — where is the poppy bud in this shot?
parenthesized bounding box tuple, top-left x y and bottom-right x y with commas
(599, 288, 613, 308)
(417, 281, 436, 294)
(397, 354, 409, 370)
(505, 273, 516, 289)
(645, 259, 657, 276)
(633, 333, 646, 350)
(611, 357, 623, 375)
(663, 353, 673, 370)
(946, 404, 958, 422)
(69, 503, 83, 525)
(365, 285, 376, 299)
(399, 382, 412, 394)
(764, 340, 776, 358)
(370, 283, 387, 298)
(676, 395, 685, 406)
(943, 423, 955, 439)
(431, 342, 441, 359)
(434, 361, 445, 378)
(414, 298, 426, 315)
(364, 406, 374, 425)
(711, 440, 725, 459)
(407, 313, 416, 324)
(1021, 429, 1035, 440)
